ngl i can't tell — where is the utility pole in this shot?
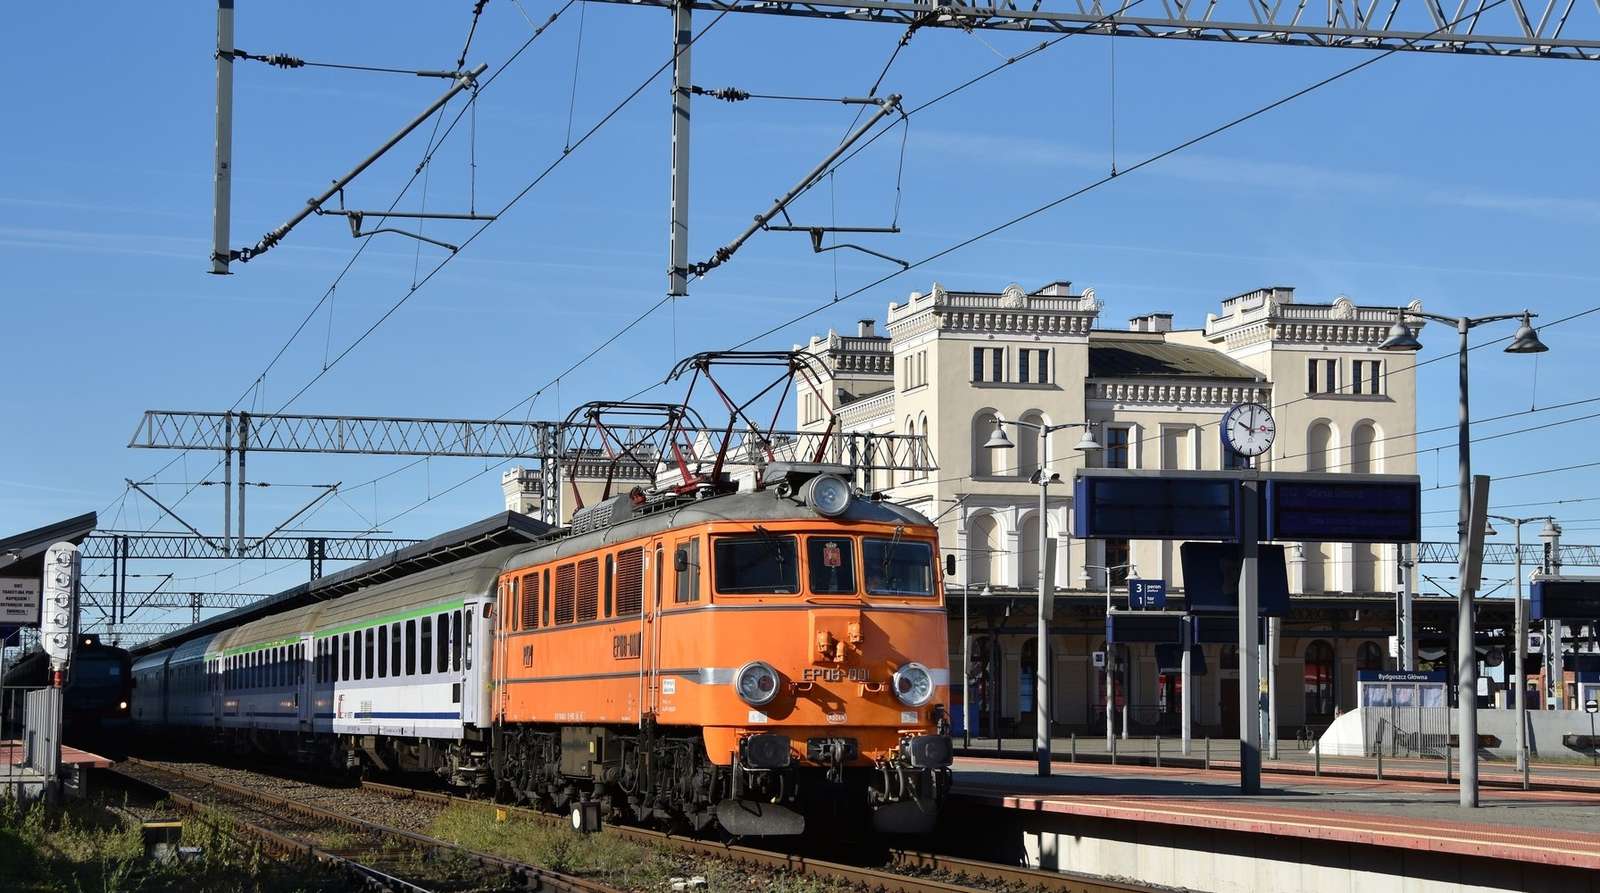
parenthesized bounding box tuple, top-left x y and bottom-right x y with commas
(1239, 474, 1261, 794)
(667, 0, 692, 296)
(211, 0, 235, 274)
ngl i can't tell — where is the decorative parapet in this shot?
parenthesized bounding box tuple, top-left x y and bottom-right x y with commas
(887, 280, 1102, 337)
(1205, 290, 1424, 349)
(799, 329, 894, 377)
(837, 388, 895, 426)
(1088, 379, 1271, 408)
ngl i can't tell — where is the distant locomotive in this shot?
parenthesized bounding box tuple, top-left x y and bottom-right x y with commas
(4, 633, 132, 747)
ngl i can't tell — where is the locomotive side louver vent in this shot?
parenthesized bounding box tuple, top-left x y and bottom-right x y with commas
(568, 490, 644, 536)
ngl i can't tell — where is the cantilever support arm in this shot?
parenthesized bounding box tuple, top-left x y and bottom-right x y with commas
(692, 95, 902, 277)
(125, 480, 228, 555)
(231, 63, 487, 264)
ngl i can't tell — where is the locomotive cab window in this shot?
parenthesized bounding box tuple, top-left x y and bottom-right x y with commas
(713, 532, 799, 594)
(806, 537, 856, 594)
(862, 538, 936, 596)
(674, 538, 700, 603)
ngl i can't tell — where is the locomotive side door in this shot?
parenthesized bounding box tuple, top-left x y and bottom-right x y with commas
(643, 539, 666, 718)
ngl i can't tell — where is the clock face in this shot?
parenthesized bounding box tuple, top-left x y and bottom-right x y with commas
(1222, 402, 1276, 457)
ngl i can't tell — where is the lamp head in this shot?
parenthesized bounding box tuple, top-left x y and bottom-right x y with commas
(1504, 311, 1549, 354)
(982, 421, 1013, 450)
(1379, 317, 1423, 352)
(1074, 427, 1102, 452)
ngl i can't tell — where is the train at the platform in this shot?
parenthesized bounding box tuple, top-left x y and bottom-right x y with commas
(131, 464, 953, 835)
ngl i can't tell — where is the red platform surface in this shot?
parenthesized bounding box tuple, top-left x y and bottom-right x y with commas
(955, 756, 1600, 871)
(0, 740, 113, 769)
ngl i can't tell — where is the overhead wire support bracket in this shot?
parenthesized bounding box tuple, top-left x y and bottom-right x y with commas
(227, 62, 488, 266)
(316, 207, 498, 253)
(766, 224, 909, 268)
(691, 94, 902, 278)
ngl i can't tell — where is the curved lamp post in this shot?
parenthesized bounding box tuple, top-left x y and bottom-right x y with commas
(983, 418, 1101, 776)
(1380, 308, 1547, 807)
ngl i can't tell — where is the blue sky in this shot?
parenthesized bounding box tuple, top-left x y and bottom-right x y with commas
(3, 3, 1598, 631)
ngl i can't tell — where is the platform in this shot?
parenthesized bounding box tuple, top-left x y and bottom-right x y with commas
(949, 755, 1600, 892)
(0, 740, 114, 770)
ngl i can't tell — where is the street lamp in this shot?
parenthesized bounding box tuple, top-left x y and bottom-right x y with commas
(984, 417, 1101, 777)
(1380, 306, 1548, 808)
(1486, 513, 1555, 775)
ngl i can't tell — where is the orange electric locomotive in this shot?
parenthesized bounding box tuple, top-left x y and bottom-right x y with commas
(489, 465, 952, 835)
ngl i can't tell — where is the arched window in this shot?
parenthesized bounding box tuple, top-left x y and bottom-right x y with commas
(968, 513, 1002, 586)
(1306, 421, 1335, 472)
(1017, 410, 1046, 479)
(972, 410, 1002, 477)
(1304, 640, 1336, 717)
(1019, 514, 1041, 590)
(1350, 422, 1378, 473)
(1356, 641, 1384, 671)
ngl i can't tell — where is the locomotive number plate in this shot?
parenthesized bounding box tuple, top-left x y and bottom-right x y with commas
(612, 632, 641, 659)
(802, 667, 868, 683)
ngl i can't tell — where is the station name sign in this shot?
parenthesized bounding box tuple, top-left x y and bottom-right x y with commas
(1357, 670, 1446, 683)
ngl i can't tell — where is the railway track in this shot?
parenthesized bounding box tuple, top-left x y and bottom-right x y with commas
(110, 758, 623, 893)
(360, 778, 1158, 893)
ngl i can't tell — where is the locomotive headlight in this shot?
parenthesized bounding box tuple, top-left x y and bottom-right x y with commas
(734, 661, 781, 706)
(891, 662, 935, 707)
(802, 474, 852, 517)
(118, 701, 128, 711)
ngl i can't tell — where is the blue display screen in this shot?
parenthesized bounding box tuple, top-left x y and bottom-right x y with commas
(1073, 476, 1239, 541)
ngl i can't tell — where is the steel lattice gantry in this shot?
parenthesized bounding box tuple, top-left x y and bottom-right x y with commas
(1417, 540, 1600, 566)
(596, 0, 1600, 60)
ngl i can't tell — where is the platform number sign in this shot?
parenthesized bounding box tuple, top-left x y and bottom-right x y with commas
(1128, 579, 1167, 610)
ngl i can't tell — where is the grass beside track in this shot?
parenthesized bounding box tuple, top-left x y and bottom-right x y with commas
(0, 796, 344, 893)
(426, 804, 849, 893)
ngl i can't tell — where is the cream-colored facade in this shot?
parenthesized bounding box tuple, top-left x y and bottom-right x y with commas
(796, 280, 1422, 735)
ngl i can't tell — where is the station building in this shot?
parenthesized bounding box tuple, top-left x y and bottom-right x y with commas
(795, 281, 1426, 738)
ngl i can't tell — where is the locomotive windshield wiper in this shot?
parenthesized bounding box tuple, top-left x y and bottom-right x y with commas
(752, 525, 786, 568)
(879, 525, 905, 592)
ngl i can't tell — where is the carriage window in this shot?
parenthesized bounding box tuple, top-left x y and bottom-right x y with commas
(365, 629, 376, 680)
(379, 626, 389, 678)
(436, 612, 449, 671)
(806, 537, 857, 594)
(341, 633, 351, 682)
(392, 623, 403, 676)
(555, 564, 576, 624)
(355, 632, 365, 680)
(578, 558, 600, 621)
(422, 617, 435, 675)
(675, 539, 701, 603)
(713, 534, 799, 594)
(862, 538, 935, 596)
(519, 574, 538, 630)
(406, 620, 417, 675)
(452, 611, 462, 671)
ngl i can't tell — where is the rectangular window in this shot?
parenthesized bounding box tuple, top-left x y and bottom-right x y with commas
(1018, 348, 1048, 384)
(972, 347, 983, 382)
(675, 539, 700, 603)
(714, 535, 800, 594)
(615, 548, 644, 617)
(364, 629, 375, 680)
(555, 564, 576, 624)
(341, 634, 350, 682)
(420, 616, 434, 675)
(1106, 539, 1132, 586)
(405, 620, 417, 676)
(379, 625, 389, 678)
(806, 536, 856, 594)
(1103, 427, 1131, 469)
(577, 557, 600, 621)
(437, 612, 449, 672)
(520, 573, 538, 630)
(1352, 359, 1383, 395)
(543, 569, 551, 626)
(392, 623, 402, 677)
(452, 610, 462, 671)
(605, 555, 614, 617)
(1308, 358, 1338, 395)
(862, 538, 935, 596)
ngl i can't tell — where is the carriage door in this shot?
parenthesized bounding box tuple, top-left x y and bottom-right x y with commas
(462, 595, 494, 728)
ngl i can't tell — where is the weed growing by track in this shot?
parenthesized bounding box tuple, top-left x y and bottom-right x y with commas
(0, 796, 344, 893)
(426, 804, 856, 893)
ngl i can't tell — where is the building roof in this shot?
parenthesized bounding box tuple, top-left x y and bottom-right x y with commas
(131, 511, 553, 655)
(1089, 338, 1265, 381)
(0, 511, 98, 582)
